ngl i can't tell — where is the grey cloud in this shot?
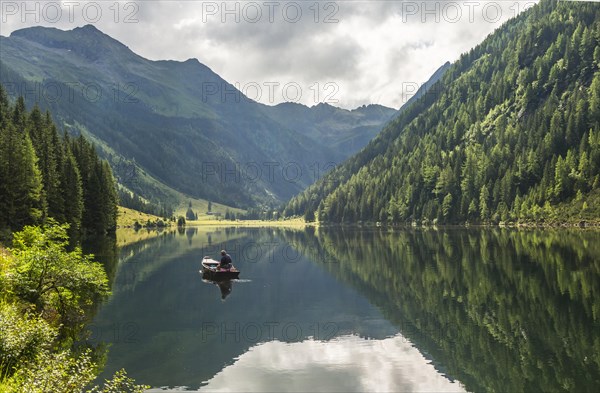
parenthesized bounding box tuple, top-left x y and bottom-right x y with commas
(242, 32, 363, 80)
(0, 0, 532, 109)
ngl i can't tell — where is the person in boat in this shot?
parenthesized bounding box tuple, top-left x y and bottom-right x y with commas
(219, 250, 233, 270)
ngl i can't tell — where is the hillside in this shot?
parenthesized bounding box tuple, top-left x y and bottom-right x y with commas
(0, 26, 395, 209)
(117, 206, 165, 227)
(285, 0, 600, 225)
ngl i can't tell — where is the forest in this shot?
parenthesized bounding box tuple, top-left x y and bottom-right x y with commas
(0, 84, 118, 238)
(284, 0, 600, 225)
(0, 87, 141, 390)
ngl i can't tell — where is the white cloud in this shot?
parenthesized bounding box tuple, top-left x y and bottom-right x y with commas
(0, 1, 537, 109)
(145, 334, 467, 392)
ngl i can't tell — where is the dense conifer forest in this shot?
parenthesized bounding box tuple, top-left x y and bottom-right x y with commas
(284, 0, 600, 225)
(0, 85, 118, 237)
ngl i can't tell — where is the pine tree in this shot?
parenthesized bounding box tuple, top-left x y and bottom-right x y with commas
(61, 139, 83, 235)
(186, 202, 196, 221)
(479, 185, 490, 221)
(70, 134, 117, 234)
(0, 85, 9, 127)
(99, 161, 118, 231)
(12, 96, 27, 131)
(304, 206, 315, 222)
(0, 123, 43, 230)
(44, 113, 65, 222)
(442, 193, 453, 221)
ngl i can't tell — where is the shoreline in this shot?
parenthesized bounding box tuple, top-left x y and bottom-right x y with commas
(117, 218, 310, 230)
(117, 218, 600, 231)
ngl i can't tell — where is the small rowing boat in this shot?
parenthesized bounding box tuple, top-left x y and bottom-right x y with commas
(201, 256, 240, 280)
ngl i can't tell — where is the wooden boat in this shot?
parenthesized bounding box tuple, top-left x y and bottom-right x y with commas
(201, 257, 240, 280)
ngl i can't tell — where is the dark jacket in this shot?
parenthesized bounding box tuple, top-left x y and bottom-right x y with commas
(220, 254, 232, 268)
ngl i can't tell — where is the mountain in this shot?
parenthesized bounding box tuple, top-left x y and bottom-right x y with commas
(0, 25, 396, 209)
(266, 102, 397, 155)
(284, 0, 600, 224)
(265, 63, 450, 156)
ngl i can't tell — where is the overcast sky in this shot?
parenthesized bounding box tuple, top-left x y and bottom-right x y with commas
(0, 1, 537, 109)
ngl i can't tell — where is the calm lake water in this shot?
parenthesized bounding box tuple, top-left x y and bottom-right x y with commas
(87, 227, 600, 392)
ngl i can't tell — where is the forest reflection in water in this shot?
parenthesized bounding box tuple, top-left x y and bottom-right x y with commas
(290, 227, 600, 392)
(89, 226, 600, 392)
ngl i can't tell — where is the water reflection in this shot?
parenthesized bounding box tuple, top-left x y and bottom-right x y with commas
(149, 334, 466, 392)
(88, 227, 600, 392)
(202, 279, 234, 301)
(288, 227, 600, 392)
(81, 233, 118, 286)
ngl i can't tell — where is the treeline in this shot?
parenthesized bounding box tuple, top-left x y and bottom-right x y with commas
(236, 207, 279, 221)
(284, 0, 600, 224)
(118, 189, 173, 219)
(0, 85, 117, 236)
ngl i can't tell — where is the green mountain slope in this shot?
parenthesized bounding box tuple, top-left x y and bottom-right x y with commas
(285, 0, 600, 224)
(0, 25, 394, 209)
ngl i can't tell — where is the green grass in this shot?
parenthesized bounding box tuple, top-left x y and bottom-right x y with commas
(117, 206, 167, 228)
(174, 199, 245, 220)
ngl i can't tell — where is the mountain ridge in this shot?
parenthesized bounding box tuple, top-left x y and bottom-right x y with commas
(1, 24, 399, 209)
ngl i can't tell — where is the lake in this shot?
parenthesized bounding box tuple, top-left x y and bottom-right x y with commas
(87, 227, 600, 392)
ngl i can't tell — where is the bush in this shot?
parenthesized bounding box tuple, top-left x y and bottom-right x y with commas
(0, 222, 148, 392)
(5, 349, 96, 393)
(0, 302, 56, 378)
(7, 220, 109, 330)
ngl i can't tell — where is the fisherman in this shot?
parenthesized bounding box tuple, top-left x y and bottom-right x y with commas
(219, 249, 233, 270)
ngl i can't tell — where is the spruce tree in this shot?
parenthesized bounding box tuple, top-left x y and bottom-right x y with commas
(61, 137, 84, 235)
(0, 123, 43, 230)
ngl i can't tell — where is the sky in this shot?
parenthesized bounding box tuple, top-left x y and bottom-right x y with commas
(0, 0, 538, 109)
